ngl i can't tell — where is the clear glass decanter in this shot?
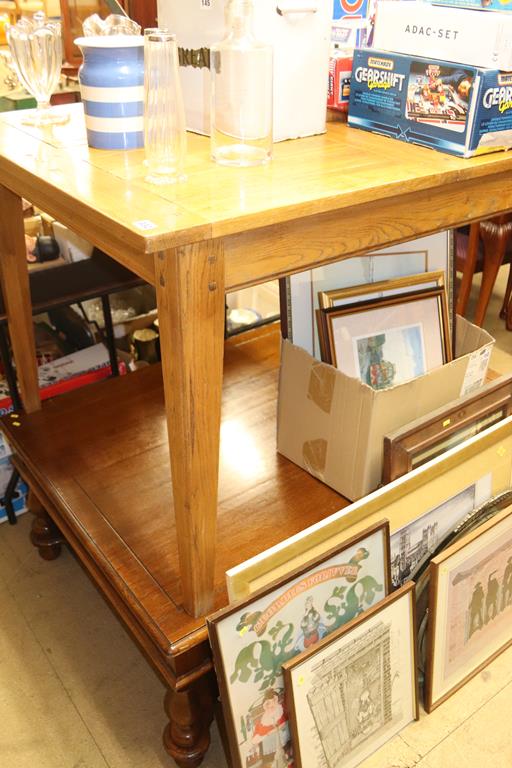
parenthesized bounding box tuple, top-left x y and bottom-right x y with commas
(210, 0, 273, 167)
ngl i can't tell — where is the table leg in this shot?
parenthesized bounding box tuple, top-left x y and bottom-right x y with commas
(163, 675, 216, 768)
(0, 186, 40, 413)
(155, 241, 225, 618)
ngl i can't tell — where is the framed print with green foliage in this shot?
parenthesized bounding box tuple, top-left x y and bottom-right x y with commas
(282, 582, 418, 768)
(425, 504, 512, 712)
(207, 521, 391, 768)
(226, 416, 512, 602)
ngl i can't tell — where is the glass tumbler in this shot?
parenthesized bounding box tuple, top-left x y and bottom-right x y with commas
(7, 12, 68, 127)
(144, 30, 186, 184)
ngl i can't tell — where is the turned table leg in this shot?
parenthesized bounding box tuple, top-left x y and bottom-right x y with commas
(163, 675, 216, 768)
(155, 241, 225, 618)
(29, 490, 64, 561)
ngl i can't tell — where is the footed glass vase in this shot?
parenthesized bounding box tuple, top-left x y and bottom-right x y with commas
(7, 12, 68, 127)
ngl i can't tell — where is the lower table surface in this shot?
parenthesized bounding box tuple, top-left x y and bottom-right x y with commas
(1, 324, 348, 673)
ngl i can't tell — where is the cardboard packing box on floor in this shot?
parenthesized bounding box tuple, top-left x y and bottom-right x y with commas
(277, 316, 494, 501)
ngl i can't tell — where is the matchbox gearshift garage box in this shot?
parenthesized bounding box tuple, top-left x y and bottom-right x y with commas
(348, 48, 512, 157)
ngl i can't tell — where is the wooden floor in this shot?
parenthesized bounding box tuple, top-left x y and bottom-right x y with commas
(1, 272, 511, 768)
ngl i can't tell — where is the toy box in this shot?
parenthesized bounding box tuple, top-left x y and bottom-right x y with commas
(0, 456, 28, 524)
(348, 48, 512, 157)
(374, 2, 512, 70)
(430, 0, 512, 11)
(328, 53, 353, 111)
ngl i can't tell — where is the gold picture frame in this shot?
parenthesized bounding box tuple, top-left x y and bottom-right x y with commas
(317, 269, 446, 309)
(226, 416, 512, 602)
(425, 503, 512, 712)
(283, 582, 419, 768)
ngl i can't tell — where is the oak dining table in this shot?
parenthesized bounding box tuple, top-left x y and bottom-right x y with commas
(1, 102, 512, 766)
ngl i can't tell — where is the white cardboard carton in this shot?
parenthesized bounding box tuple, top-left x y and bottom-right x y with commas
(374, 1, 512, 70)
(157, 0, 332, 141)
(277, 316, 494, 501)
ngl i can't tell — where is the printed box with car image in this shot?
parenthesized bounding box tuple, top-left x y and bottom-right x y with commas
(277, 316, 494, 501)
(348, 48, 512, 157)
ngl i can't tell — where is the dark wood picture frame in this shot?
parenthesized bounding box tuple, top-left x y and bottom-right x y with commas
(207, 521, 391, 768)
(425, 503, 512, 712)
(282, 582, 419, 768)
(382, 374, 512, 483)
(316, 287, 452, 387)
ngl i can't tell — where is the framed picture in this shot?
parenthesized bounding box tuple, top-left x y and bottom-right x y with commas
(383, 374, 512, 483)
(226, 416, 512, 602)
(317, 288, 451, 388)
(425, 503, 512, 712)
(282, 582, 418, 768)
(208, 521, 391, 768)
(284, 231, 454, 359)
(390, 474, 492, 589)
(317, 270, 446, 310)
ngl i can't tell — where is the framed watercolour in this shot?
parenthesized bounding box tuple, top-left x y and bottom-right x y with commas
(282, 583, 418, 768)
(317, 288, 451, 388)
(226, 416, 512, 602)
(383, 374, 512, 483)
(208, 522, 391, 768)
(425, 504, 512, 712)
(284, 231, 454, 359)
(317, 270, 446, 310)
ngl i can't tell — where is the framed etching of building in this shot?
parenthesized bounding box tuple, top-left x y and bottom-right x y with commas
(425, 504, 512, 712)
(283, 583, 418, 768)
(207, 521, 391, 768)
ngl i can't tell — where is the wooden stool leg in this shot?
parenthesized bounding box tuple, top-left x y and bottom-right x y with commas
(29, 490, 64, 561)
(163, 675, 215, 768)
(475, 219, 512, 327)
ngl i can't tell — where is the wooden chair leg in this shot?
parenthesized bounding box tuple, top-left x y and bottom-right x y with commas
(475, 219, 512, 326)
(500, 262, 512, 320)
(456, 222, 480, 317)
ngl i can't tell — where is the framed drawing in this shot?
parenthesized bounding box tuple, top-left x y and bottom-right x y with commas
(282, 582, 418, 768)
(208, 521, 391, 768)
(317, 288, 451, 388)
(317, 270, 446, 310)
(226, 416, 512, 602)
(284, 231, 454, 359)
(383, 374, 512, 483)
(425, 504, 512, 712)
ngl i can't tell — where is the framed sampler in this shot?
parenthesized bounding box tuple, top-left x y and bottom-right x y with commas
(383, 374, 512, 483)
(283, 231, 454, 359)
(208, 521, 391, 768)
(425, 504, 512, 712)
(283, 583, 418, 768)
(226, 416, 512, 602)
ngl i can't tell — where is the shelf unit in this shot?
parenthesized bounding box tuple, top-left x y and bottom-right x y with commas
(1, 102, 512, 766)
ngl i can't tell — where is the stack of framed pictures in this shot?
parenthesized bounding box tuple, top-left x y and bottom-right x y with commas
(315, 272, 452, 390)
(209, 416, 512, 766)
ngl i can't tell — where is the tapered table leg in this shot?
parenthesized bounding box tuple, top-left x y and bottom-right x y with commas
(0, 186, 40, 413)
(155, 241, 225, 618)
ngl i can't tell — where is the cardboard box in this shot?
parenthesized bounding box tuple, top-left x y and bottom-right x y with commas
(156, 0, 332, 141)
(277, 316, 494, 501)
(0, 456, 28, 524)
(348, 48, 512, 157)
(374, 2, 512, 70)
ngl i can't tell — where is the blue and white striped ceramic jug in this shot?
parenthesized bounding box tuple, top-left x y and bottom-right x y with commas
(75, 36, 144, 150)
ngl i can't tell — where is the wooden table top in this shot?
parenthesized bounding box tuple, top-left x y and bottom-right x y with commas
(2, 103, 512, 289)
